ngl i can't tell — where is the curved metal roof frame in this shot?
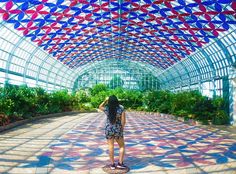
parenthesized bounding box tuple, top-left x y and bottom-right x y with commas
(159, 27, 236, 90)
(72, 58, 160, 90)
(0, 0, 235, 71)
(0, 22, 77, 90)
(0, 0, 235, 92)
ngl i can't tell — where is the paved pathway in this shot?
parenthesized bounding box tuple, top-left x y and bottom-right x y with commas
(0, 112, 236, 174)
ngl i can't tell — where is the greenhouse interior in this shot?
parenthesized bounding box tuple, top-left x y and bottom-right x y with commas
(0, 0, 236, 173)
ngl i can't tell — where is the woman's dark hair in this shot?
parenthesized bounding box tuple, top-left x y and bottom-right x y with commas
(107, 95, 119, 124)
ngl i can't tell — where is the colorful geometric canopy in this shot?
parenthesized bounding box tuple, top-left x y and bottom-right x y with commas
(0, 0, 235, 69)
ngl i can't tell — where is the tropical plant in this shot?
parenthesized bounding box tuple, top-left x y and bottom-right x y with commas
(192, 96, 214, 122)
(34, 87, 50, 115)
(48, 90, 72, 113)
(144, 90, 173, 113)
(90, 83, 108, 96)
(211, 97, 230, 125)
(74, 90, 90, 103)
(212, 110, 229, 125)
(122, 90, 143, 109)
(0, 82, 230, 126)
(90, 90, 108, 108)
(2, 84, 36, 119)
(171, 90, 203, 117)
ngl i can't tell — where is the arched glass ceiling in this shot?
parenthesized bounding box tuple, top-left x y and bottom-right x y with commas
(0, 21, 77, 90)
(0, 0, 235, 70)
(159, 27, 236, 90)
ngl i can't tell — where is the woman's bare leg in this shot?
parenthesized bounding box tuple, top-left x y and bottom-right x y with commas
(115, 137, 125, 163)
(107, 138, 115, 164)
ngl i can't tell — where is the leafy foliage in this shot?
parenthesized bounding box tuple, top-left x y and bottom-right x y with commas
(90, 91, 108, 108)
(90, 83, 108, 96)
(144, 90, 173, 113)
(49, 90, 72, 113)
(0, 84, 74, 123)
(211, 97, 230, 125)
(112, 88, 143, 110)
(34, 87, 50, 115)
(171, 90, 204, 118)
(212, 110, 229, 125)
(0, 83, 230, 126)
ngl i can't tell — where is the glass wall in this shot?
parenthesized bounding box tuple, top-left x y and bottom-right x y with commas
(159, 28, 236, 97)
(0, 23, 76, 91)
(73, 59, 161, 91)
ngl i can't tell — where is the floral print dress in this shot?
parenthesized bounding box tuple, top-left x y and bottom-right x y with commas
(104, 105, 124, 139)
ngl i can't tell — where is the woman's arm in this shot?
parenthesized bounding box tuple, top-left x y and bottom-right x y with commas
(121, 111, 126, 130)
(99, 97, 109, 111)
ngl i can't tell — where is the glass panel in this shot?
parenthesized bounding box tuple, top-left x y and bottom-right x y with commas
(8, 74, 23, 85)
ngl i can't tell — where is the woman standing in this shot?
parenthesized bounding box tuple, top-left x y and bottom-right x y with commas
(99, 95, 127, 170)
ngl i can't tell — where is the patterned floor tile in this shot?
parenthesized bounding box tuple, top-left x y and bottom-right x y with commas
(0, 112, 236, 174)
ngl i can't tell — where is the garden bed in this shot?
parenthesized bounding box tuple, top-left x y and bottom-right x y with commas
(0, 83, 230, 129)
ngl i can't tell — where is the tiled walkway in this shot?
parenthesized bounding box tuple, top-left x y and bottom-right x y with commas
(0, 112, 236, 174)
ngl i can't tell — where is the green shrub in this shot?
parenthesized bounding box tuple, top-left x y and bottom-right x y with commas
(0, 84, 75, 123)
(2, 84, 36, 119)
(79, 103, 95, 112)
(192, 96, 214, 122)
(143, 91, 159, 112)
(75, 90, 90, 103)
(175, 109, 189, 117)
(34, 87, 50, 115)
(136, 106, 146, 111)
(90, 86, 144, 110)
(0, 83, 230, 126)
(144, 90, 172, 113)
(171, 90, 202, 115)
(122, 90, 143, 109)
(211, 97, 230, 125)
(91, 91, 108, 108)
(212, 110, 229, 125)
(212, 96, 228, 113)
(90, 84, 108, 96)
(48, 90, 72, 113)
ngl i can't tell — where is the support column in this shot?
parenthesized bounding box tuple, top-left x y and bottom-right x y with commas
(229, 78, 236, 125)
(229, 66, 236, 125)
(222, 76, 230, 116)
